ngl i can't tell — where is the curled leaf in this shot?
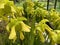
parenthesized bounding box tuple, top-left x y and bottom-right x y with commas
(39, 19, 49, 24)
(9, 26, 16, 40)
(39, 30, 45, 43)
(17, 17, 27, 21)
(6, 20, 16, 32)
(0, 3, 5, 8)
(20, 21, 31, 32)
(54, 30, 60, 34)
(11, 6, 16, 13)
(51, 32, 57, 43)
(20, 31, 24, 40)
(45, 24, 57, 43)
(6, 24, 10, 32)
(45, 24, 53, 34)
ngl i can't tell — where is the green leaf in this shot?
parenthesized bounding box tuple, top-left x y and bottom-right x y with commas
(4, 3, 11, 15)
(9, 26, 16, 40)
(6, 19, 17, 31)
(4, 0, 9, 3)
(57, 33, 60, 44)
(11, 6, 16, 13)
(0, 3, 5, 8)
(36, 19, 49, 32)
(51, 32, 57, 43)
(45, 24, 57, 43)
(39, 19, 49, 24)
(6, 24, 10, 31)
(54, 30, 60, 34)
(45, 24, 53, 34)
(15, 6, 24, 16)
(17, 17, 27, 21)
(0, 9, 4, 16)
(54, 30, 60, 44)
(38, 30, 45, 43)
(20, 21, 31, 32)
(0, 0, 9, 3)
(20, 31, 24, 40)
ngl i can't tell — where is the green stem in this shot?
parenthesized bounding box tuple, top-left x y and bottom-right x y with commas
(29, 15, 36, 45)
(27, 14, 30, 25)
(23, 14, 30, 45)
(24, 14, 36, 45)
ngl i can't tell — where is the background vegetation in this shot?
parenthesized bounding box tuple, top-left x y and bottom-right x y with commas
(0, 0, 60, 45)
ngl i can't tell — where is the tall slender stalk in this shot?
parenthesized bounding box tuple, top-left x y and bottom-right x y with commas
(28, 15, 36, 45)
(54, 0, 57, 9)
(47, 0, 49, 10)
(25, 14, 30, 45)
(24, 15, 36, 45)
(27, 14, 30, 25)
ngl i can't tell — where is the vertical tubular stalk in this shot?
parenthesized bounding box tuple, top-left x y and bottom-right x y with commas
(26, 14, 30, 45)
(47, 0, 49, 10)
(29, 15, 36, 45)
(54, 0, 57, 9)
(27, 14, 30, 25)
(20, 39, 23, 45)
(16, 32, 22, 45)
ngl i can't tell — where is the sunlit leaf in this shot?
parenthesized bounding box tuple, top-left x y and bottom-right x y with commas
(0, 3, 5, 8)
(4, 0, 9, 3)
(6, 19, 16, 32)
(6, 24, 10, 32)
(11, 6, 16, 13)
(9, 26, 16, 40)
(45, 24, 53, 34)
(51, 40, 56, 45)
(36, 27, 41, 31)
(54, 30, 60, 34)
(39, 30, 45, 43)
(0, 0, 9, 3)
(39, 19, 49, 24)
(57, 34, 60, 44)
(15, 6, 24, 16)
(51, 32, 57, 43)
(20, 21, 31, 32)
(36, 19, 49, 32)
(13, 36, 17, 43)
(20, 31, 24, 40)
(45, 24, 57, 42)
(17, 17, 27, 21)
